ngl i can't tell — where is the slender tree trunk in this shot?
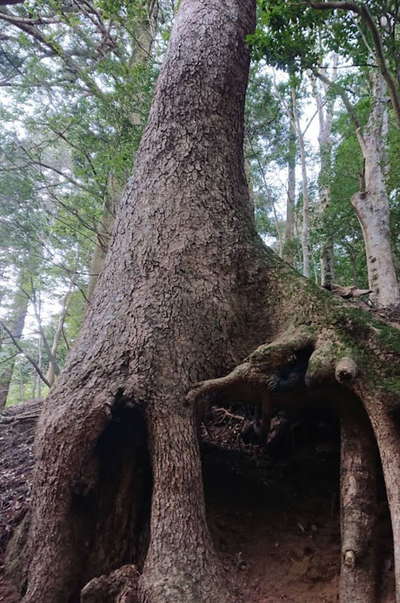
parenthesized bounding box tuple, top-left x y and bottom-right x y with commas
(355, 384, 400, 603)
(293, 87, 311, 278)
(283, 83, 296, 265)
(351, 71, 400, 309)
(339, 400, 379, 602)
(36, 335, 42, 399)
(45, 286, 73, 387)
(0, 285, 29, 408)
(312, 61, 336, 289)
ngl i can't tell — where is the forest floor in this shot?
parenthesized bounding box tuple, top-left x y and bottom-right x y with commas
(202, 407, 395, 603)
(0, 399, 396, 602)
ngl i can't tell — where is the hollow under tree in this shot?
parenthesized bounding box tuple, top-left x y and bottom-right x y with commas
(9, 0, 400, 602)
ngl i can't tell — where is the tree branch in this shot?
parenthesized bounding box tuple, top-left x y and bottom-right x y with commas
(309, 1, 400, 127)
(0, 320, 50, 387)
(313, 67, 366, 152)
(0, 10, 60, 26)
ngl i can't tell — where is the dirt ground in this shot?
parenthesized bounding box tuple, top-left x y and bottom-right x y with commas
(202, 408, 395, 603)
(0, 401, 396, 602)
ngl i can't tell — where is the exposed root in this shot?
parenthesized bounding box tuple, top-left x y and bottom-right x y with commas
(186, 325, 315, 407)
(330, 284, 372, 299)
(339, 402, 379, 603)
(212, 407, 245, 424)
(81, 564, 140, 603)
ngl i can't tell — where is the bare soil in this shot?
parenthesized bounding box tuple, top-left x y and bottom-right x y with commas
(0, 400, 395, 602)
(202, 407, 395, 603)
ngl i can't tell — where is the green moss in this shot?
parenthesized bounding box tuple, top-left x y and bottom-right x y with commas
(377, 325, 400, 353)
(382, 377, 400, 395)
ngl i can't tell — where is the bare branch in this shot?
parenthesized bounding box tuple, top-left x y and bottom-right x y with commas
(0, 320, 50, 387)
(0, 10, 60, 26)
(313, 67, 366, 152)
(308, 1, 400, 127)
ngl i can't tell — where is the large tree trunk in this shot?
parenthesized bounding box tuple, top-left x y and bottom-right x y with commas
(351, 71, 400, 309)
(15, 2, 400, 603)
(22, 1, 258, 601)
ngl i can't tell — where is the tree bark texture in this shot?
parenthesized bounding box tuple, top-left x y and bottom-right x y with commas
(17, 1, 400, 602)
(23, 1, 260, 601)
(351, 71, 400, 309)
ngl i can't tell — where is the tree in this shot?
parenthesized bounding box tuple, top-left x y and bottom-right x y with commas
(309, 1, 400, 128)
(7, 1, 400, 602)
(312, 57, 337, 289)
(253, 0, 400, 308)
(0, 278, 29, 408)
(317, 67, 400, 308)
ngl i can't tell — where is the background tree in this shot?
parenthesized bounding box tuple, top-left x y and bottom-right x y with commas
(5, 2, 400, 603)
(0, 0, 164, 404)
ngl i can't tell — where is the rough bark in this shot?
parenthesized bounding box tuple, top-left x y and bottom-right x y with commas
(22, 1, 259, 601)
(15, 1, 400, 603)
(351, 71, 400, 309)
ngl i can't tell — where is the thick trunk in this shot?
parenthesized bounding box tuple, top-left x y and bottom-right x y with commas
(23, 1, 258, 601)
(0, 286, 29, 408)
(16, 2, 400, 603)
(351, 71, 399, 309)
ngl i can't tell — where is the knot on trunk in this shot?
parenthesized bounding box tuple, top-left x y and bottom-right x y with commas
(343, 549, 356, 569)
(335, 357, 358, 384)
